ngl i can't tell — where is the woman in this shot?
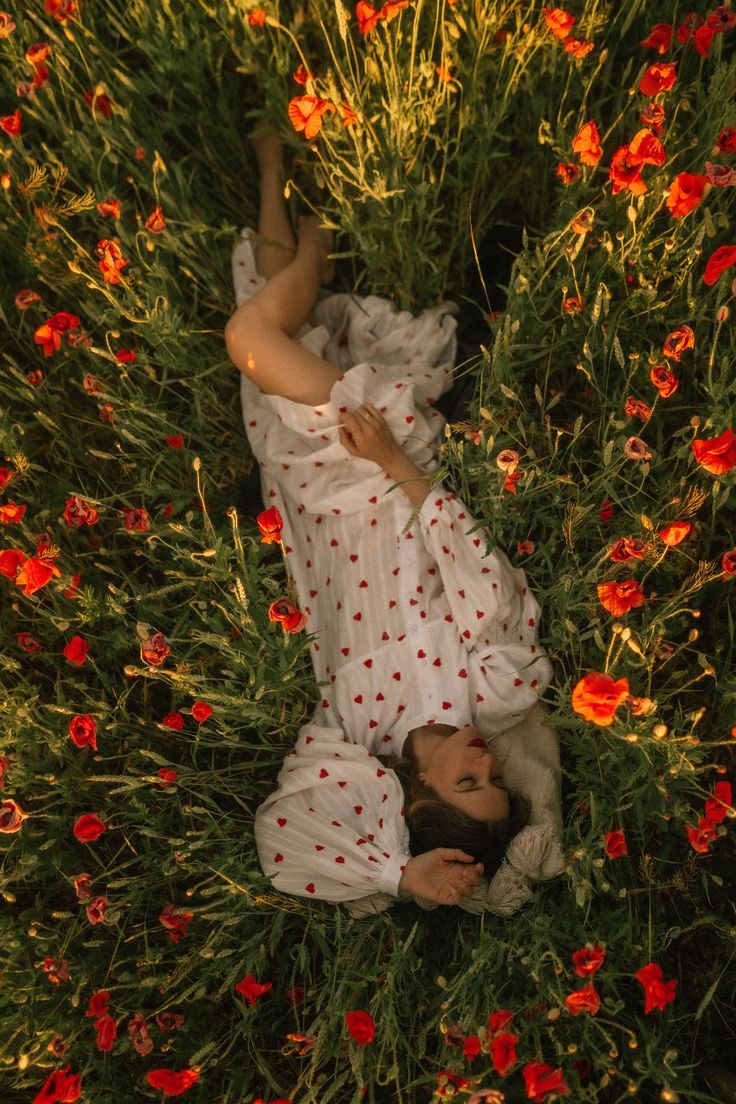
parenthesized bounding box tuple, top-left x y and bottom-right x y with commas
(225, 131, 563, 916)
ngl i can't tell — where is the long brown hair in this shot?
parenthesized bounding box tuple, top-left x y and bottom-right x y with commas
(382, 741, 531, 879)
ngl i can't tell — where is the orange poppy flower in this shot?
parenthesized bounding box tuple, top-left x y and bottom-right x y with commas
(339, 100, 358, 127)
(666, 173, 707, 218)
(15, 555, 62, 596)
(288, 95, 335, 140)
(356, 0, 382, 34)
(649, 364, 678, 396)
(640, 102, 665, 134)
(572, 120, 602, 166)
(562, 295, 584, 315)
(564, 984, 601, 1016)
(662, 324, 694, 361)
(691, 427, 736, 475)
(638, 61, 677, 96)
(0, 798, 28, 833)
(570, 210, 593, 233)
(571, 671, 630, 726)
(624, 397, 651, 422)
(542, 7, 575, 39)
(659, 521, 692, 546)
(564, 37, 594, 57)
(145, 204, 166, 233)
(97, 198, 121, 219)
(597, 579, 645, 616)
(380, 0, 408, 21)
(96, 239, 129, 284)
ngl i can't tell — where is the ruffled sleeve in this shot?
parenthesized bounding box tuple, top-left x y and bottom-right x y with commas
(254, 724, 412, 908)
(416, 483, 553, 731)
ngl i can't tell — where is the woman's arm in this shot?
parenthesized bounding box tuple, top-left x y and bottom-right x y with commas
(338, 404, 434, 507)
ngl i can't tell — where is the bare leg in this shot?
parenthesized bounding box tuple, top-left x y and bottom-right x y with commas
(251, 131, 297, 282)
(225, 217, 341, 406)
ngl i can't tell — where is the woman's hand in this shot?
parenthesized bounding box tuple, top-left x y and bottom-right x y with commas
(398, 849, 485, 906)
(338, 404, 403, 471)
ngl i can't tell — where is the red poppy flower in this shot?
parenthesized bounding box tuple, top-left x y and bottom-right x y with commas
(599, 498, 613, 522)
(140, 630, 171, 666)
(604, 829, 628, 858)
(257, 505, 283, 544)
(17, 631, 41, 652)
(0, 466, 15, 491)
(627, 128, 666, 167)
(191, 700, 213, 722)
(502, 471, 521, 495)
(597, 579, 645, 616)
(634, 962, 677, 1013)
(692, 427, 736, 475)
(609, 537, 646, 562)
(288, 95, 335, 140)
(159, 904, 193, 942)
(686, 818, 717, 853)
(572, 944, 606, 977)
(73, 812, 106, 842)
(641, 23, 673, 52)
(571, 672, 630, 726)
(235, 973, 273, 1004)
(490, 1030, 518, 1076)
(84, 88, 114, 118)
(565, 983, 600, 1015)
(146, 204, 166, 233)
(721, 551, 736, 580)
(167, 434, 184, 448)
(73, 872, 92, 901)
(716, 126, 736, 154)
(638, 61, 677, 96)
(145, 1069, 200, 1097)
(649, 364, 679, 397)
(676, 12, 703, 43)
(31, 1065, 82, 1104)
(666, 172, 708, 218)
(562, 295, 584, 315)
(564, 37, 594, 57)
(356, 0, 382, 34)
(522, 1062, 570, 1102)
(292, 63, 313, 84)
(268, 597, 308, 632)
(0, 547, 26, 582)
(640, 102, 665, 134)
(573, 120, 600, 165)
(45, 0, 78, 22)
(123, 506, 150, 532)
(86, 896, 108, 923)
(659, 521, 692, 547)
(542, 7, 575, 39)
(608, 146, 647, 196)
(247, 8, 267, 26)
(345, 1010, 375, 1044)
(0, 501, 26, 524)
(703, 244, 736, 286)
(115, 348, 137, 364)
(64, 495, 99, 527)
(462, 1034, 482, 1061)
(693, 24, 715, 56)
(0, 109, 22, 136)
(0, 799, 28, 833)
(162, 711, 184, 730)
(69, 714, 98, 750)
(95, 1014, 118, 1052)
(157, 768, 178, 786)
(13, 553, 59, 594)
(556, 162, 581, 185)
(63, 634, 89, 666)
(705, 781, 732, 823)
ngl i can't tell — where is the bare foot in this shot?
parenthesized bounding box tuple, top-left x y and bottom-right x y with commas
(298, 214, 335, 285)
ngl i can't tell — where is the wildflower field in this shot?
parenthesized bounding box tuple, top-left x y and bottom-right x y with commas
(1, 1, 735, 1102)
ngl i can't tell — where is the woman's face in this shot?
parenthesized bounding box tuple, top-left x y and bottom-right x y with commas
(418, 724, 510, 823)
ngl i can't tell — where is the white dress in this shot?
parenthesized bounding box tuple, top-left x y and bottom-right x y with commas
(231, 226, 557, 913)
